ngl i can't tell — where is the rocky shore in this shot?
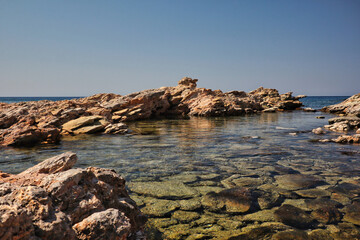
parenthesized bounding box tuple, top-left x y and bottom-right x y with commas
(0, 152, 147, 239)
(0, 77, 303, 147)
(312, 93, 360, 143)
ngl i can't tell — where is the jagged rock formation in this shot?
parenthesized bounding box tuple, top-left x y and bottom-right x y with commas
(312, 93, 360, 144)
(322, 93, 360, 117)
(0, 152, 147, 240)
(0, 78, 303, 147)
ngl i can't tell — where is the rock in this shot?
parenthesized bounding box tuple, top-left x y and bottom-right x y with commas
(217, 218, 243, 230)
(311, 206, 342, 224)
(104, 123, 128, 134)
(325, 122, 350, 132)
(148, 217, 178, 228)
(305, 198, 342, 210)
(257, 191, 282, 210)
(141, 199, 179, 217)
(1, 125, 61, 146)
(221, 176, 263, 188)
(343, 201, 360, 225)
(0, 78, 305, 147)
(316, 116, 325, 119)
(73, 124, 104, 134)
(275, 174, 325, 190)
(179, 198, 202, 211)
(19, 151, 77, 175)
(326, 222, 360, 240)
(263, 108, 277, 112)
(296, 95, 307, 99)
(272, 230, 310, 240)
(172, 210, 200, 223)
(62, 116, 105, 134)
(178, 77, 198, 88)
(241, 209, 277, 222)
(0, 152, 146, 239)
(304, 108, 316, 112)
(201, 187, 252, 213)
(228, 225, 278, 240)
(308, 229, 334, 240)
(274, 204, 314, 229)
(73, 208, 131, 240)
(129, 181, 199, 199)
(282, 199, 310, 211)
(312, 127, 325, 135)
(328, 116, 360, 125)
(295, 188, 331, 198)
(333, 134, 360, 144)
(328, 182, 360, 198)
(322, 93, 360, 116)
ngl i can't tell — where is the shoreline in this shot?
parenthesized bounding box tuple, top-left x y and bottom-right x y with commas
(0, 77, 304, 148)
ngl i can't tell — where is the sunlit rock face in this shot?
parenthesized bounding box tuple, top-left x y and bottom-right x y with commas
(0, 77, 303, 147)
(311, 93, 360, 144)
(0, 152, 147, 240)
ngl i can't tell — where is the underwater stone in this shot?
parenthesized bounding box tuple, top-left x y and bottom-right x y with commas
(201, 187, 252, 213)
(274, 204, 314, 229)
(129, 181, 199, 199)
(275, 174, 326, 190)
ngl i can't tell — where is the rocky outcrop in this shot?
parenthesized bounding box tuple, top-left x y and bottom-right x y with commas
(0, 77, 303, 147)
(322, 93, 360, 117)
(312, 93, 360, 144)
(0, 152, 146, 240)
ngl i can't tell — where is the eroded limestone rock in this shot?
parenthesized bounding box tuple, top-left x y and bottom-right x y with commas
(0, 152, 146, 240)
(0, 78, 304, 147)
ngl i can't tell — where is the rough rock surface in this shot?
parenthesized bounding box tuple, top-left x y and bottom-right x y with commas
(0, 77, 303, 147)
(322, 93, 360, 117)
(0, 152, 146, 240)
(315, 93, 360, 144)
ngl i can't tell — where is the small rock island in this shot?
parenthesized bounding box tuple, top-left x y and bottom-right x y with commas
(0, 77, 304, 147)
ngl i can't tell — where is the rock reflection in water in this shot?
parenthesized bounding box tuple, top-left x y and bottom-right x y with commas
(1, 111, 360, 239)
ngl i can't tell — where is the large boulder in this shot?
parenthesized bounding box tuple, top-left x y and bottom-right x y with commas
(0, 152, 146, 239)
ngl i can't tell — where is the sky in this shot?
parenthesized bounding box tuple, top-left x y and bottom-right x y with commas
(0, 0, 359, 96)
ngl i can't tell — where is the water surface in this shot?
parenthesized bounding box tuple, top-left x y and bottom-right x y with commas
(1, 98, 359, 239)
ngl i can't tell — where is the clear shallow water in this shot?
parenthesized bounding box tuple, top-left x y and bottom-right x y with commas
(1, 97, 360, 239)
(1, 111, 358, 177)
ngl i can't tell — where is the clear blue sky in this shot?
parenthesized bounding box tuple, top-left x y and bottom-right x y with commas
(1, 0, 359, 96)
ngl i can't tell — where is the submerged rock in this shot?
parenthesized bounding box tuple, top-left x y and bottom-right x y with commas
(0, 152, 146, 240)
(129, 181, 199, 199)
(275, 174, 325, 190)
(343, 201, 360, 226)
(141, 199, 180, 217)
(274, 204, 314, 229)
(272, 230, 309, 240)
(201, 187, 253, 213)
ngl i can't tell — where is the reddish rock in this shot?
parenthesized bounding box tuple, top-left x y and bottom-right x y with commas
(0, 152, 146, 239)
(201, 187, 253, 213)
(0, 78, 304, 147)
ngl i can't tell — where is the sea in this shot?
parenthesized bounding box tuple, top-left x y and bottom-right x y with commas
(0, 95, 359, 239)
